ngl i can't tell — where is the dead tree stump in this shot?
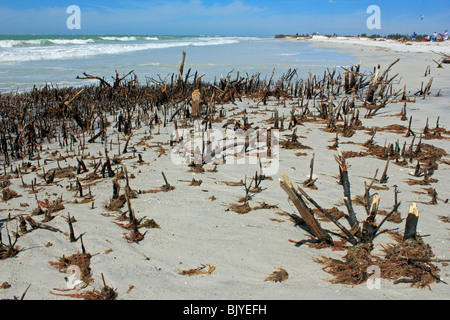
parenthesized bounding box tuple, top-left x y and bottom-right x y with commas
(192, 89, 202, 118)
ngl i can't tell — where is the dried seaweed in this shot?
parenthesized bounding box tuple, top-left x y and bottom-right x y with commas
(415, 144, 447, 162)
(139, 218, 160, 229)
(2, 188, 20, 201)
(0, 228, 20, 260)
(0, 175, 11, 189)
(378, 209, 403, 223)
(189, 178, 203, 186)
(379, 124, 407, 134)
(38, 198, 65, 214)
(114, 218, 159, 230)
(314, 244, 381, 286)
(252, 202, 278, 210)
(218, 180, 244, 186)
(315, 234, 441, 289)
(280, 140, 311, 150)
(313, 207, 346, 222)
(123, 229, 145, 243)
(380, 235, 441, 289)
(264, 268, 289, 282)
(227, 202, 252, 214)
(49, 166, 77, 180)
(178, 264, 216, 276)
(187, 164, 205, 173)
(105, 194, 126, 211)
(49, 252, 92, 285)
(341, 150, 368, 159)
(51, 273, 117, 300)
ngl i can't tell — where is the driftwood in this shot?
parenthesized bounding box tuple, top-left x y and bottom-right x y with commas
(281, 147, 406, 247)
(295, 186, 358, 245)
(24, 216, 62, 233)
(335, 151, 358, 229)
(191, 89, 202, 118)
(302, 153, 318, 189)
(403, 203, 419, 242)
(67, 213, 76, 242)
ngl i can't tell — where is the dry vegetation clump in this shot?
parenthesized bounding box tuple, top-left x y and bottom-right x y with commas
(178, 264, 216, 276)
(2, 188, 20, 201)
(0, 229, 20, 260)
(366, 144, 389, 159)
(228, 201, 278, 214)
(81, 172, 101, 182)
(123, 229, 145, 243)
(280, 139, 311, 150)
(228, 202, 252, 214)
(43, 166, 77, 180)
(139, 218, 160, 229)
(379, 233, 441, 289)
(187, 164, 205, 173)
(313, 207, 346, 222)
(37, 198, 65, 215)
(51, 273, 117, 300)
(77, 283, 118, 300)
(315, 234, 441, 289)
(0, 175, 11, 189)
(189, 178, 202, 186)
(314, 244, 382, 286)
(252, 202, 278, 210)
(415, 143, 447, 162)
(341, 150, 368, 159)
(280, 146, 443, 290)
(114, 218, 160, 230)
(379, 124, 407, 134)
(218, 180, 244, 186)
(377, 209, 403, 223)
(105, 194, 127, 211)
(49, 251, 93, 285)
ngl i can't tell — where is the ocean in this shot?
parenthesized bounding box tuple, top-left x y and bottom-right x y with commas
(0, 34, 354, 93)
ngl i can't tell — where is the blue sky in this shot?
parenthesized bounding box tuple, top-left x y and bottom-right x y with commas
(0, 0, 448, 36)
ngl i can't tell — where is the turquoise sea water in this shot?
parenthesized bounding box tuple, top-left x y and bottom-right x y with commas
(0, 34, 355, 92)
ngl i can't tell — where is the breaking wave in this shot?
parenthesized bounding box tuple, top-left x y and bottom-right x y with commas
(0, 37, 242, 63)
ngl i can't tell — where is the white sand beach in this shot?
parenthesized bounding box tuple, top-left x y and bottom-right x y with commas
(307, 35, 450, 90)
(1, 37, 449, 301)
(308, 35, 450, 55)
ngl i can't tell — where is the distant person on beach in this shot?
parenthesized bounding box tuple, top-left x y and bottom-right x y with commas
(444, 30, 449, 40)
(432, 32, 437, 41)
(412, 32, 417, 40)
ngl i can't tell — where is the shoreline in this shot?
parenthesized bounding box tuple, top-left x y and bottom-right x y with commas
(301, 36, 450, 96)
(0, 35, 346, 94)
